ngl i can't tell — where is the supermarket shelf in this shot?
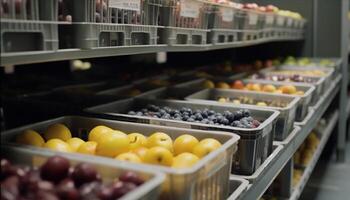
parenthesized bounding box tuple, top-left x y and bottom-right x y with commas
(289, 110, 339, 200)
(236, 75, 341, 200)
(0, 45, 167, 66)
(0, 37, 303, 66)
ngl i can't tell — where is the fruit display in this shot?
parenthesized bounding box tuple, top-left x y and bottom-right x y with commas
(292, 131, 320, 187)
(127, 104, 261, 128)
(14, 123, 223, 169)
(217, 96, 289, 108)
(281, 56, 337, 68)
(268, 70, 327, 77)
(293, 132, 320, 167)
(251, 73, 318, 84)
(230, 80, 305, 95)
(0, 156, 145, 200)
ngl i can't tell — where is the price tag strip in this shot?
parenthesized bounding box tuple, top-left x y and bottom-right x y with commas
(110, 0, 141, 12)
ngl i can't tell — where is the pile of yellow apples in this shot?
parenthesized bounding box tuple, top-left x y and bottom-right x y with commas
(292, 131, 320, 187)
(15, 123, 222, 169)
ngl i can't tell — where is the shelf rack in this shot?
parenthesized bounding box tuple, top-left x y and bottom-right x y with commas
(0, 37, 303, 66)
(289, 110, 339, 200)
(233, 75, 341, 200)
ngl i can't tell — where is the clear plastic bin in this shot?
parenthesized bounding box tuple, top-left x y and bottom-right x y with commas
(68, 0, 161, 49)
(2, 116, 239, 200)
(0, 0, 59, 52)
(1, 145, 165, 200)
(208, 2, 239, 44)
(235, 8, 265, 41)
(159, 0, 211, 46)
(186, 88, 300, 141)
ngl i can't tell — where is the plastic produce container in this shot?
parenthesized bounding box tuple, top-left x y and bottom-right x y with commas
(235, 144, 284, 183)
(227, 177, 249, 200)
(243, 79, 316, 122)
(263, 12, 276, 38)
(1, 0, 59, 52)
(235, 8, 265, 41)
(260, 66, 334, 96)
(2, 116, 239, 200)
(1, 145, 165, 200)
(67, 0, 161, 49)
(208, 1, 239, 44)
(159, 0, 211, 46)
(86, 98, 280, 175)
(186, 88, 300, 141)
(280, 57, 342, 78)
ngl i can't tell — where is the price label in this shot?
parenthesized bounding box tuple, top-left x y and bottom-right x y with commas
(277, 16, 285, 26)
(110, 0, 141, 12)
(220, 7, 234, 22)
(287, 18, 293, 27)
(248, 13, 258, 25)
(180, 0, 201, 18)
(266, 15, 274, 25)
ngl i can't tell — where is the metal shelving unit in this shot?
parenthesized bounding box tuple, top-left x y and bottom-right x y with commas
(289, 110, 339, 200)
(0, 36, 304, 66)
(234, 75, 341, 200)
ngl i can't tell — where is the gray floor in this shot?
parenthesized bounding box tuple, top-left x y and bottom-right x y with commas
(300, 141, 350, 200)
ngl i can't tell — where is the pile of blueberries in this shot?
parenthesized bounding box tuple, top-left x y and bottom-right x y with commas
(127, 104, 261, 128)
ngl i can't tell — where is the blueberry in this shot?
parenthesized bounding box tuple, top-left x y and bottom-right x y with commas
(155, 112, 162, 117)
(128, 111, 136, 115)
(136, 112, 143, 116)
(194, 109, 202, 114)
(187, 108, 193, 115)
(208, 121, 215, 125)
(231, 121, 240, 127)
(159, 109, 166, 114)
(182, 115, 189, 121)
(181, 107, 187, 113)
(246, 116, 254, 122)
(223, 111, 232, 117)
(234, 111, 243, 120)
(141, 108, 148, 113)
(201, 119, 209, 124)
(201, 111, 208, 118)
(174, 113, 181, 118)
(220, 118, 229, 125)
(174, 117, 182, 121)
(243, 109, 251, 117)
(164, 107, 171, 113)
(164, 114, 171, 119)
(208, 110, 215, 116)
(195, 113, 203, 121)
(237, 124, 246, 128)
(187, 118, 195, 122)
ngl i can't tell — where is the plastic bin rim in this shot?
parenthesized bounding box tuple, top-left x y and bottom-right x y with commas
(242, 79, 316, 98)
(185, 88, 301, 111)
